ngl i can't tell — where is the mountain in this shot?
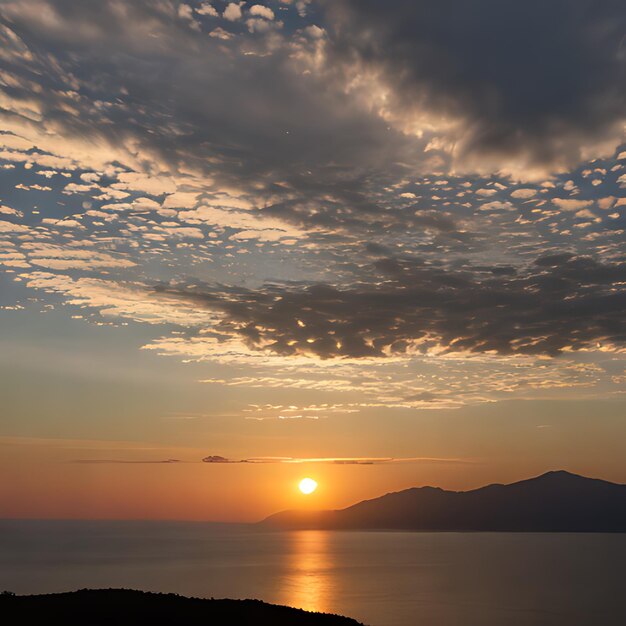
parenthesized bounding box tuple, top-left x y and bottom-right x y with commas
(262, 471, 626, 532)
(0, 589, 364, 626)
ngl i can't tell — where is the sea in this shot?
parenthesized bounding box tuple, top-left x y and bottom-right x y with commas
(1, 520, 625, 626)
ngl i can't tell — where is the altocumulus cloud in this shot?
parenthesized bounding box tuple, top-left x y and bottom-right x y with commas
(0, 0, 625, 409)
(0, 0, 426, 230)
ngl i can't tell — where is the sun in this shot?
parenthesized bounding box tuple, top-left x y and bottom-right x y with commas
(298, 477, 318, 495)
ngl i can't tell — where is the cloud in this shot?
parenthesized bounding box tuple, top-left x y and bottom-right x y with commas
(321, 0, 626, 176)
(73, 458, 182, 464)
(202, 455, 472, 465)
(0, 0, 624, 414)
(552, 198, 594, 211)
(196, 3, 218, 18)
(71, 454, 472, 466)
(511, 189, 537, 199)
(0, 0, 432, 234)
(156, 254, 626, 358)
(479, 201, 515, 212)
(22, 243, 136, 270)
(0, 204, 23, 217)
(178, 204, 307, 241)
(243, 402, 360, 420)
(249, 5, 275, 21)
(22, 272, 217, 326)
(0, 219, 29, 233)
(223, 2, 243, 21)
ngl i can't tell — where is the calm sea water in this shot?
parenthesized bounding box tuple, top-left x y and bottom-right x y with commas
(1, 521, 625, 626)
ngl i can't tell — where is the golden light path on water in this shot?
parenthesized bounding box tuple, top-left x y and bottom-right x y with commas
(278, 531, 333, 614)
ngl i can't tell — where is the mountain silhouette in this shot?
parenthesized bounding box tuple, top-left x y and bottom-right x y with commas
(0, 589, 364, 626)
(262, 471, 626, 532)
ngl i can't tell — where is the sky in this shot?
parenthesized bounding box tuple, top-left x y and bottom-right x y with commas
(0, 0, 625, 522)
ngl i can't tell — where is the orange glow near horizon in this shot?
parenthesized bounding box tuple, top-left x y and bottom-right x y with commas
(2, 436, 626, 522)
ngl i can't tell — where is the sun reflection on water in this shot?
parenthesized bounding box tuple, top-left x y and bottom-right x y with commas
(278, 530, 334, 614)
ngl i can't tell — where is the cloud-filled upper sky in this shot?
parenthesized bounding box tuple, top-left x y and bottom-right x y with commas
(0, 0, 625, 519)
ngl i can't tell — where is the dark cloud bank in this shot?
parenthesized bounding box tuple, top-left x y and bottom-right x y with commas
(323, 0, 626, 171)
(159, 254, 626, 358)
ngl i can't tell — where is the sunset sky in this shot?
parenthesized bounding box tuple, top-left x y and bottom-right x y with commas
(1, 0, 625, 521)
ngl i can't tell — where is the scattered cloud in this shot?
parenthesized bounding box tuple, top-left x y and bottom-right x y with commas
(249, 5, 275, 21)
(202, 455, 473, 465)
(73, 458, 182, 464)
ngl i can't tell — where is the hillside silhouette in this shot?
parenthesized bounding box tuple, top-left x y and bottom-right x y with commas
(263, 471, 626, 532)
(0, 589, 364, 626)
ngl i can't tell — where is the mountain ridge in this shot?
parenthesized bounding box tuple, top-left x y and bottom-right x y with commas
(262, 471, 626, 532)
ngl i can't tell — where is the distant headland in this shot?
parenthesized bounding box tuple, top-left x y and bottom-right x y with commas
(262, 470, 626, 532)
(0, 589, 364, 626)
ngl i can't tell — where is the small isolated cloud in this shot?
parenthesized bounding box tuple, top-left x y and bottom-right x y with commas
(480, 201, 515, 212)
(178, 4, 194, 21)
(249, 4, 275, 20)
(223, 2, 243, 21)
(196, 3, 218, 17)
(511, 188, 537, 199)
(552, 198, 594, 211)
(0, 205, 23, 217)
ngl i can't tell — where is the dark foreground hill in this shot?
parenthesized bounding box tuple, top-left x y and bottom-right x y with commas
(0, 589, 364, 626)
(262, 471, 626, 532)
